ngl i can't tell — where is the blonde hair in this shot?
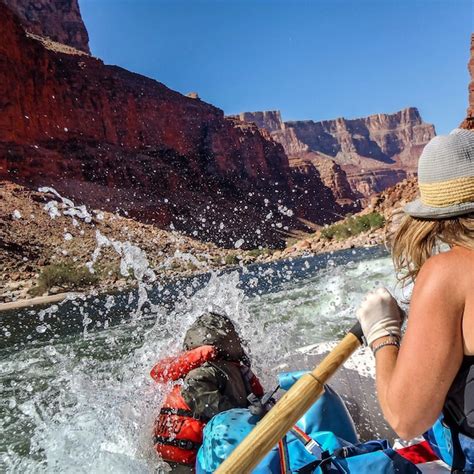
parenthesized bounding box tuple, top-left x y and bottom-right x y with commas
(389, 213, 474, 284)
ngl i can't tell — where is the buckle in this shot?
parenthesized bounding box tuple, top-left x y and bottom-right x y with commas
(178, 439, 195, 450)
(305, 439, 322, 457)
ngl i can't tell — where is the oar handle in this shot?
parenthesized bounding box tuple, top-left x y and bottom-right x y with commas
(215, 323, 363, 473)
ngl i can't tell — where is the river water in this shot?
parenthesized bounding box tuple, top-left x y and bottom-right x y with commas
(1, 246, 406, 473)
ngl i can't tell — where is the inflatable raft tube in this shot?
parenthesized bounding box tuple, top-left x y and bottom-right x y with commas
(278, 342, 396, 441)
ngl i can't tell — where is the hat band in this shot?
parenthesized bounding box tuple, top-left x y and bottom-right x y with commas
(419, 176, 474, 207)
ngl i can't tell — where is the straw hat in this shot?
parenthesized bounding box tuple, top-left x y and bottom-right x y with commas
(404, 128, 474, 219)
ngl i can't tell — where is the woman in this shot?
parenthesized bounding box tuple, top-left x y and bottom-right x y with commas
(357, 128, 474, 471)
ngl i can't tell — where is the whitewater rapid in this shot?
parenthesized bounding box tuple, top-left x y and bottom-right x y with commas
(1, 247, 407, 473)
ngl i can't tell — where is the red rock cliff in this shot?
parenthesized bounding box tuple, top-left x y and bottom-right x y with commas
(232, 111, 358, 205)
(234, 111, 309, 155)
(2, 0, 90, 53)
(239, 108, 435, 198)
(0, 3, 343, 248)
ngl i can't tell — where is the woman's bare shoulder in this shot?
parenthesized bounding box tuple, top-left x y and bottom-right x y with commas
(416, 246, 473, 295)
(423, 246, 473, 267)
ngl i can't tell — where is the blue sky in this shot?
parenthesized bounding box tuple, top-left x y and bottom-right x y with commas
(80, 0, 473, 134)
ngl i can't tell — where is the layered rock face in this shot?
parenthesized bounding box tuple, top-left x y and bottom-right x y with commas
(286, 108, 435, 197)
(301, 154, 359, 203)
(2, 0, 90, 53)
(232, 111, 357, 204)
(461, 34, 474, 130)
(235, 111, 309, 155)
(0, 3, 343, 248)
(289, 108, 432, 165)
(238, 108, 435, 198)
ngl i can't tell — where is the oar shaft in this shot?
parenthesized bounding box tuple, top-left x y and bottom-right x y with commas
(215, 325, 363, 473)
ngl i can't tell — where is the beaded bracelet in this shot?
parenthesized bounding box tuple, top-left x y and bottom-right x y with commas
(371, 337, 400, 356)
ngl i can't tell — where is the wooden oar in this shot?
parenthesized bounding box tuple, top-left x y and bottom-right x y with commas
(215, 322, 364, 473)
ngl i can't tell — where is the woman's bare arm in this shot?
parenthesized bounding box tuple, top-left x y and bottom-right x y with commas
(374, 251, 465, 439)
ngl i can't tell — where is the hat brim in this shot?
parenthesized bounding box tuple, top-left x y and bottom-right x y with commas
(404, 198, 474, 219)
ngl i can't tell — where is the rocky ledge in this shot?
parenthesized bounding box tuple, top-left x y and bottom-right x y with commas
(2, 0, 90, 53)
(461, 34, 474, 130)
(0, 182, 269, 302)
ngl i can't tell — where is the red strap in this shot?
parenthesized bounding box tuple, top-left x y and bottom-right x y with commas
(249, 372, 264, 398)
(278, 438, 291, 473)
(396, 441, 439, 464)
(291, 425, 313, 443)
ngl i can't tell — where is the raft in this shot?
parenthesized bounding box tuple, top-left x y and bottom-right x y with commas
(195, 344, 450, 473)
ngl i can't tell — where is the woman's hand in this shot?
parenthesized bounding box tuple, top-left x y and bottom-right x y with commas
(356, 288, 404, 347)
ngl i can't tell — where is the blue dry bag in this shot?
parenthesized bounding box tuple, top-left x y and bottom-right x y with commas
(424, 416, 474, 472)
(301, 435, 421, 474)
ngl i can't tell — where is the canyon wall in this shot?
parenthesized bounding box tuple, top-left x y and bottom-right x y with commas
(238, 108, 435, 198)
(0, 2, 344, 248)
(232, 111, 358, 204)
(2, 0, 90, 53)
(287, 107, 434, 169)
(235, 111, 309, 155)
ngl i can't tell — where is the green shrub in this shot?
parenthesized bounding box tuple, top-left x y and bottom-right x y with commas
(246, 248, 271, 258)
(30, 262, 99, 295)
(321, 212, 385, 241)
(224, 254, 240, 266)
(95, 262, 122, 279)
(285, 237, 299, 247)
(186, 262, 198, 272)
(367, 212, 385, 228)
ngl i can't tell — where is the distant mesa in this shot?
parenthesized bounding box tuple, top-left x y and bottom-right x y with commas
(233, 108, 435, 199)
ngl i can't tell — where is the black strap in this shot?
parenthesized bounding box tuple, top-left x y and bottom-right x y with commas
(153, 435, 200, 451)
(451, 431, 468, 474)
(297, 460, 321, 473)
(159, 407, 208, 422)
(296, 450, 337, 473)
(349, 321, 364, 344)
(445, 399, 468, 428)
(443, 409, 469, 473)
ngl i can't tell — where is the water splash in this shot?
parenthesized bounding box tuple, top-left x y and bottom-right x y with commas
(39, 186, 93, 223)
(2, 270, 255, 473)
(86, 230, 157, 319)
